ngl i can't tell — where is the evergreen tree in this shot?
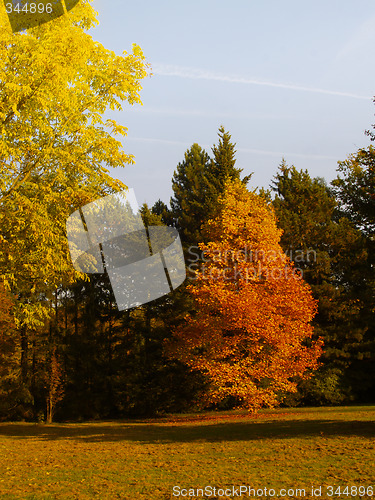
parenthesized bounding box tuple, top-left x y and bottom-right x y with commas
(170, 143, 212, 246)
(272, 161, 369, 404)
(210, 125, 251, 189)
(151, 199, 173, 226)
(170, 126, 250, 248)
(331, 144, 375, 402)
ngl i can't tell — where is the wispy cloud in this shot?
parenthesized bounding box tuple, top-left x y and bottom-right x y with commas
(152, 64, 371, 101)
(126, 137, 189, 147)
(127, 137, 338, 161)
(237, 147, 338, 161)
(128, 107, 210, 117)
(129, 106, 301, 121)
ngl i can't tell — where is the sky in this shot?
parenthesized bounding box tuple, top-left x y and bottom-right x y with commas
(90, 0, 375, 207)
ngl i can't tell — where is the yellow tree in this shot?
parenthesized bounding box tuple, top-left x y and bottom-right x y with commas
(0, 0, 148, 314)
(0, 0, 149, 416)
(166, 179, 323, 410)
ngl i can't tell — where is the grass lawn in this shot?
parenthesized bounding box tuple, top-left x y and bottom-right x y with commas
(0, 406, 374, 499)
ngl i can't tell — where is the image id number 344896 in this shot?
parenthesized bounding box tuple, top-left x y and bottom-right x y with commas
(5, 3, 53, 14)
(326, 485, 374, 497)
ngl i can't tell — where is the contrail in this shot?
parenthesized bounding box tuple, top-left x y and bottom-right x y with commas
(238, 147, 338, 160)
(126, 137, 338, 160)
(153, 64, 372, 101)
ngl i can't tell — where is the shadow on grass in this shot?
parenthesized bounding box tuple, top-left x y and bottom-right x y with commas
(0, 418, 374, 443)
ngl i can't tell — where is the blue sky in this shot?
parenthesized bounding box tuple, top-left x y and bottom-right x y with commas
(90, 0, 375, 207)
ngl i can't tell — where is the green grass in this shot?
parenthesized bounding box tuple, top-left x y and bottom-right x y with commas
(0, 406, 374, 499)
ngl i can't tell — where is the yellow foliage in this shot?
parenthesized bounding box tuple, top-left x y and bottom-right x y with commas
(0, 0, 149, 326)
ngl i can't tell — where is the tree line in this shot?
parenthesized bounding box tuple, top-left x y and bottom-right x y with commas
(1, 122, 374, 421)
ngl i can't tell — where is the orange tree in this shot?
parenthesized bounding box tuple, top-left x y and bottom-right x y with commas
(165, 179, 323, 410)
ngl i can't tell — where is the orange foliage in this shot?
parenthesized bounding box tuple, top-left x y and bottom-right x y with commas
(166, 179, 323, 410)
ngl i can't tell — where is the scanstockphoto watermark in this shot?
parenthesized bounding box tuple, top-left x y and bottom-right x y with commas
(172, 485, 374, 498)
(186, 245, 317, 282)
(172, 485, 308, 498)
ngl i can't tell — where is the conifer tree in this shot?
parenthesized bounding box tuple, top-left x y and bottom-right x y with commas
(170, 143, 212, 246)
(170, 127, 250, 248)
(210, 125, 251, 190)
(331, 144, 375, 402)
(272, 162, 369, 404)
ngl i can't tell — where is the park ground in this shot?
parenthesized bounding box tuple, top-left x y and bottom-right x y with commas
(0, 406, 374, 500)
